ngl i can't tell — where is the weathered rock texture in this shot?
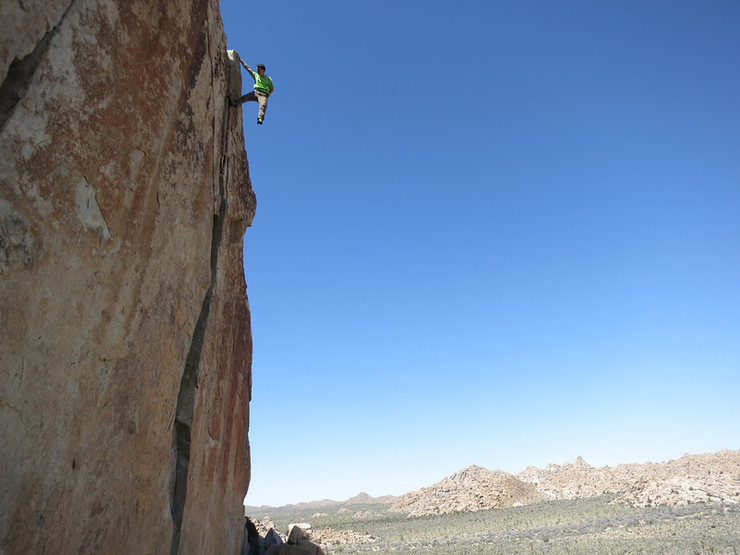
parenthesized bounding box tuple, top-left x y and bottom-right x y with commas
(390, 465, 544, 516)
(388, 451, 740, 518)
(517, 450, 740, 507)
(0, 1, 255, 553)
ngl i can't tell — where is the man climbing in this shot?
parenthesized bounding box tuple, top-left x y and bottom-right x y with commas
(231, 60, 274, 125)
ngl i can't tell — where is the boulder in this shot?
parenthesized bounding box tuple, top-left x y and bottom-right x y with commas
(287, 523, 312, 543)
(264, 528, 284, 552)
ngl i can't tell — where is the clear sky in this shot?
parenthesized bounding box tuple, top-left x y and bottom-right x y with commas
(220, 0, 740, 508)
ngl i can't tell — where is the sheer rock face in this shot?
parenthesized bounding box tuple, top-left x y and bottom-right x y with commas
(0, 1, 254, 553)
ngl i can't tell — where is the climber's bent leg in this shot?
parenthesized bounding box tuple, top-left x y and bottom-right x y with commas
(236, 91, 256, 105)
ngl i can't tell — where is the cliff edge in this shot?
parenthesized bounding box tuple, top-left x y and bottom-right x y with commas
(0, 1, 254, 553)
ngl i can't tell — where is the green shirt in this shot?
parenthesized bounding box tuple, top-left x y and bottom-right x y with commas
(250, 71, 273, 95)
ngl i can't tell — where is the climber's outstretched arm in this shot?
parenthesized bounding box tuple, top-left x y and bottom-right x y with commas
(239, 58, 253, 75)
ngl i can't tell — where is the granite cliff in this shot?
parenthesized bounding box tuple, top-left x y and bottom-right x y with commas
(0, 1, 254, 553)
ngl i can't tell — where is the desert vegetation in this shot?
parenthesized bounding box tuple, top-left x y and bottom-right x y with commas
(254, 496, 740, 554)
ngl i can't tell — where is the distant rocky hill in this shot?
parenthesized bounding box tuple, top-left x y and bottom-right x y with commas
(517, 449, 740, 507)
(390, 465, 544, 516)
(390, 450, 740, 517)
(250, 450, 740, 519)
(345, 492, 399, 505)
(245, 492, 398, 513)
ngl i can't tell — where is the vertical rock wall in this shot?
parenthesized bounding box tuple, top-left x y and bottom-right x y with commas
(0, 1, 254, 553)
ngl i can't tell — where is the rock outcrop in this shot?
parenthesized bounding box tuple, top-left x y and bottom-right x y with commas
(388, 451, 740, 518)
(390, 465, 544, 516)
(517, 450, 740, 507)
(0, 1, 254, 553)
(244, 519, 342, 555)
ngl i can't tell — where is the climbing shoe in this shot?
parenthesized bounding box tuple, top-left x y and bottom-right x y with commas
(257, 118, 263, 125)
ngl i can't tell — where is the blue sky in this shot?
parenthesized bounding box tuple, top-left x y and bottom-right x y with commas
(220, 0, 740, 507)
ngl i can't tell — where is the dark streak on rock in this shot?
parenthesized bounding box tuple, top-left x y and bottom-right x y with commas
(169, 124, 228, 555)
(0, 0, 76, 132)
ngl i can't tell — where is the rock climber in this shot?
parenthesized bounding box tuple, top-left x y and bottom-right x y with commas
(230, 60, 274, 125)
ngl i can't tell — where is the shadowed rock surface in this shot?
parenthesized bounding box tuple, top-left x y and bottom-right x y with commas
(0, 1, 254, 553)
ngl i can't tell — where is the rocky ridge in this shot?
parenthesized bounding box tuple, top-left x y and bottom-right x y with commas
(389, 451, 740, 517)
(390, 465, 544, 516)
(245, 492, 398, 513)
(517, 450, 740, 507)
